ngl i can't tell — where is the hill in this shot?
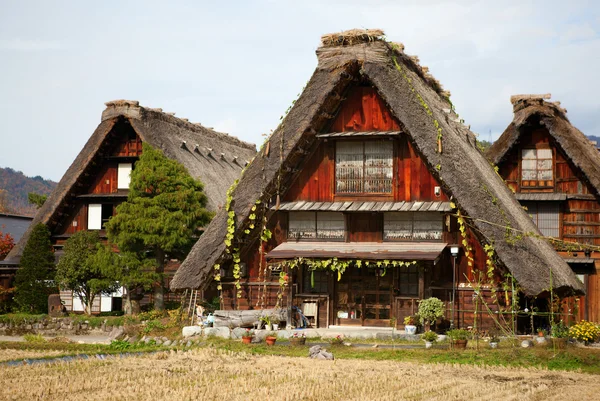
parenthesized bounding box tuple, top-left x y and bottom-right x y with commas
(0, 167, 56, 217)
(588, 135, 600, 146)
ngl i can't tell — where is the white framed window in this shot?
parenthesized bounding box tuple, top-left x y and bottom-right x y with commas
(288, 212, 345, 240)
(522, 148, 553, 186)
(384, 212, 443, 241)
(88, 204, 102, 230)
(336, 141, 393, 194)
(117, 163, 132, 189)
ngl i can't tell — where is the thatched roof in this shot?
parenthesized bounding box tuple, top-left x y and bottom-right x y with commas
(5, 101, 256, 262)
(170, 29, 583, 296)
(487, 95, 600, 197)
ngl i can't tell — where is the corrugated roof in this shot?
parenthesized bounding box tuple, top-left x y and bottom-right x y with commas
(515, 193, 567, 201)
(274, 201, 452, 212)
(266, 241, 447, 260)
(316, 131, 401, 138)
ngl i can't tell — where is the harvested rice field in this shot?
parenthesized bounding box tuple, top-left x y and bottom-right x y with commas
(0, 349, 66, 363)
(2, 348, 599, 401)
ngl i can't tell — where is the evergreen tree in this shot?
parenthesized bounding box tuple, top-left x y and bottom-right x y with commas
(106, 143, 212, 310)
(91, 246, 158, 315)
(28, 192, 47, 209)
(14, 223, 56, 313)
(55, 231, 118, 315)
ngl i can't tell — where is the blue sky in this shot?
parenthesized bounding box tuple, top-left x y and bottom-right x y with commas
(1, 1, 599, 181)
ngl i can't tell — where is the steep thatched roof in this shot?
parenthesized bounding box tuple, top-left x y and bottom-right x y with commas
(171, 29, 583, 296)
(487, 95, 600, 197)
(5, 101, 256, 262)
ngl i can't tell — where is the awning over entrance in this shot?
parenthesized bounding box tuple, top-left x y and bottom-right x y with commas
(563, 257, 596, 274)
(266, 242, 447, 261)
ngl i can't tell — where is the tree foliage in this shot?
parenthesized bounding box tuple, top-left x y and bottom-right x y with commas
(106, 143, 213, 310)
(55, 231, 118, 315)
(13, 223, 57, 313)
(0, 167, 56, 216)
(28, 192, 48, 209)
(0, 231, 15, 260)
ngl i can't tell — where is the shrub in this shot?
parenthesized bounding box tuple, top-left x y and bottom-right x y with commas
(422, 331, 438, 342)
(551, 321, 570, 339)
(417, 297, 445, 325)
(569, 320, 600, 344)
(23, 333, 46, 343)
(446, 329, 470, 341)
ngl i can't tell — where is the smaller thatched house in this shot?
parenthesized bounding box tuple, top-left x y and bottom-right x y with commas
(172, 30, 582, 332)
(4, 100, 256, 313)
(487, 94, 600, 322)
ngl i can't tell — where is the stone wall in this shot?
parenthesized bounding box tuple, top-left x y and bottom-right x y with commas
(0, 318, 118, 336)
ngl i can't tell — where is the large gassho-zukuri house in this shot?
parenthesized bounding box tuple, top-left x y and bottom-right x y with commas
(487, 94, 600, 322)
(3, 100, 256, 313)
(171, 30, 583, 331)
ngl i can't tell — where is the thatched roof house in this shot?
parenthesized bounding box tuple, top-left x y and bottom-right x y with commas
(171, 29, 583, 296)
(5, 100, 256, 263)
(487, 94, 600, 195)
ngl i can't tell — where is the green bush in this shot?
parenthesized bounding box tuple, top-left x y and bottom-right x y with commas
(422, 331, 438, 342)
(446, 329, 470, 341)
(23, 333, 46, 343)
(417, 297, 445, 325)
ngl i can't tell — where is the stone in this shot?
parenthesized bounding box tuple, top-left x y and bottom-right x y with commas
(108, 326, 125, 341)
(182, 326, 203, 338)
(203, 327, 231, 339)
(186, 340, 192, 347)
(231, 327, 249, 339)
(375, 333, 392, 340)
(127, 336, 138, 344)
(170, 340, 178, 347)
(155, 339, 163, 345)
(521, 340, 534, 348)
(309, 345, 334, 360)
(163, 340, 172, 347)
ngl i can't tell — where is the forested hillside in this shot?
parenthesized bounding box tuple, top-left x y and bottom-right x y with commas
(0, 167, 56, 216)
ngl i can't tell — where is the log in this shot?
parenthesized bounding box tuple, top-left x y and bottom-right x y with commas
(212, 309, 287, 328)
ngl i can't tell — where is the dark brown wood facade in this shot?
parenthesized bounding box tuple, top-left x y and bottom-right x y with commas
(220, 86, 506, 330)
(496, 126, 600, 322)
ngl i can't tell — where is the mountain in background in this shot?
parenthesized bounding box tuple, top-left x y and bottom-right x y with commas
(588, 135, 600, 145)
(0, 167, 56, 217)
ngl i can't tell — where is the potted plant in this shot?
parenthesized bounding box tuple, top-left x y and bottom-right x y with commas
(403, 315, 418, 335)
(260, 315, 273, 331)
(446, 329, 470, 350)
(551, 321, 569, 349)
(289, 332, 306, 346)
(568, 320, 600, 346)
(265, 335, 277, 346)
(241, 328, 254, 345)
(422, 330, 438, 349)
(489, 331, 500, 349)
(417, 297, 445, 331)
(536, 327, 547, 337)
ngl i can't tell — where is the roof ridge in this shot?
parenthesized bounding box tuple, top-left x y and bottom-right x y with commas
(101, 100, 256, 151)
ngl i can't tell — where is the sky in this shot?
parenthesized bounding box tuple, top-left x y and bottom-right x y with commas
(1, 0, 599, 181)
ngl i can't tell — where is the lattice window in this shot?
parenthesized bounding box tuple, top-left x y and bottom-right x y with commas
(336, 141, 393, 194)
(288, 212, 345, 240)
(522, 148, 553, 187)
(383, 212, 443, 241)
(521, 202, 560, 238)
(398, 264, 419, 296)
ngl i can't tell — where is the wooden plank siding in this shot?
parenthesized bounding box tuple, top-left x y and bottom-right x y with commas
(495, 125, 600, 322)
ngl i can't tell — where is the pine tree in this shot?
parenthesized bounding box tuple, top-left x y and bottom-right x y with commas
(106, 143, 213, 310)
(14, 223, 57, 313)
(55, 231, 118, 315)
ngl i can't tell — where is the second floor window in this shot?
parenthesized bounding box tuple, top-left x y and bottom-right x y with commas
(522, 148, 553, 186)
(288, 212, 345, 240)
(336, 140, 393, 194)
(383, 212, 443, 241)
(521, 201, 560, 238)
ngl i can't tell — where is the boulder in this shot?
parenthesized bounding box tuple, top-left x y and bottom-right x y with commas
(163, 340, 172, 347)
(203, 327, 231, 339)
(182, 326, 203, 338)
(309, 345, 334, 360)
(108, 326, 125, 341)
(231, 327, 249, 339)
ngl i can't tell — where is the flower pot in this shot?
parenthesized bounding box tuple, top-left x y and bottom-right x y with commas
(552, 338, 567, 349)
(535, 336, 547, 345)
(405, 325, 417, 335)
(290, 337, 306, 346)
(273, 324, 279, 331)
(425, 341, 433, 349)
(265, 323, 273, 331)
(242, 336, 253, 344)
(489, 342, 498, 349)
(452, 339, 468, 350)
(266, 336, 277, 346)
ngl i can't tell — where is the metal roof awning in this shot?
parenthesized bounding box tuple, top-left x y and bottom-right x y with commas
(266, 242, 448, 261)
(316, 131, 402, 138)
(273, 201, 452, 212)
(563, 257, 596, 274)
(515, 193, 567, 201)
(563, 258, 595, 265)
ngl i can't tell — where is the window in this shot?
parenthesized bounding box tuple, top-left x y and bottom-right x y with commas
(302, 267, 329, 293)
(87, 204, 113, 230)
(521, 202, 560, 237)
(522, 148, 553, 187)
(398, 264, 419, 296)
(336, 141, 393, 194)
(383, 212, 443, 241)
(288, 212, 345, 240)
(117, 163, 132, 189)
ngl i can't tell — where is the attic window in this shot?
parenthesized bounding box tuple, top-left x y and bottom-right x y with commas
(521, 148, 553, 187)
(335, 141, 393, 194)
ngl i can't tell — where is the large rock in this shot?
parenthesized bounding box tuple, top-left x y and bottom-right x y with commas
(231, 327, 249, 339)
(108, 326, 125, 341)
(182, 326, 203, 338)
(309, 345, 334, 360)
(203, 327, 231, 339)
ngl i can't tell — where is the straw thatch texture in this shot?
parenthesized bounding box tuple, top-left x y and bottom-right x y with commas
(171, 31, 583, 296)
(5, 103, 256, 262)
(487, 97, 600, 198)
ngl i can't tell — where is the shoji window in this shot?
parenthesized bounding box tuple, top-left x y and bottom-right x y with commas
(88, 204, 102, 230)
(521, 202, 560, 237)
(522, 148, 553, 187)
(117, 163, 132, 189)
(384, 212, 443, 241)
(336, 141, 393, 194)
(288, 212, 345, 240)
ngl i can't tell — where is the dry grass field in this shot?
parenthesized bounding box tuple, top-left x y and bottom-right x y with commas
(2, 348, 600, 401)
(0, 349, 66, 362)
